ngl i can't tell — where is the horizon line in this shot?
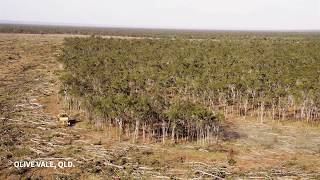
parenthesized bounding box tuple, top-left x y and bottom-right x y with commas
(1, 19, 320, 32)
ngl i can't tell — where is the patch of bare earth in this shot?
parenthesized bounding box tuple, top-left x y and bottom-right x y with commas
(1, 33, 320, 179)
(229, 117, 320, 177)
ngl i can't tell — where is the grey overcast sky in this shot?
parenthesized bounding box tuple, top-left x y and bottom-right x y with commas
(0, 0, 320, 30)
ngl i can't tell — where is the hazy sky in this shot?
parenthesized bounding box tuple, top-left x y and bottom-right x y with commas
(0, 0, 319, 30)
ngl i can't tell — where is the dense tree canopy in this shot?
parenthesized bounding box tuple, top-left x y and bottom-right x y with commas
(59, 36, 320, 142)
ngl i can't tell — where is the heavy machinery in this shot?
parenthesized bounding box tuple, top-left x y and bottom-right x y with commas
(57, 113, 71, 126)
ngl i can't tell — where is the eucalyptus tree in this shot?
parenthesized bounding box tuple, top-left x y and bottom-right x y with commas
(58, 35, 320, 143)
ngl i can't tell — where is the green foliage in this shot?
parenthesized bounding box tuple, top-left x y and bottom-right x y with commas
(59, 36, 320, 140)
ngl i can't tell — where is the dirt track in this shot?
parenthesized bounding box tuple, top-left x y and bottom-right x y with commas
(1, 33, 320, 179)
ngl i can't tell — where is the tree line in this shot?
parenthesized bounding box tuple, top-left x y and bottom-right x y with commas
(2, 24, 320, 39)
(58, 36, 320, 143)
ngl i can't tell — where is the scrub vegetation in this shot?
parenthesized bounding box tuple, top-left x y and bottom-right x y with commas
(59, 36, 320, 144)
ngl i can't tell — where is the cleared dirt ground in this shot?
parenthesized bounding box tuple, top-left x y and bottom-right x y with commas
(1, 33, 320, 179)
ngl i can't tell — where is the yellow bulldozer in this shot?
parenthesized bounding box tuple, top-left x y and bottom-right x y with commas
(57, 111, 81, 127)
(57, 113, 70, 126)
